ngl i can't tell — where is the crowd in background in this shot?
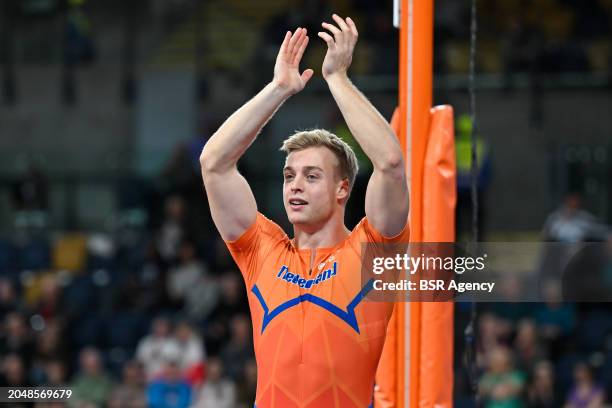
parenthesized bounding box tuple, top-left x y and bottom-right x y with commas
(3, 183, 612, 407)
(0, 188, 259, 407)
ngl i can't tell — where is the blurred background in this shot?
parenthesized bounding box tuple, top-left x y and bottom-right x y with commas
(0, 0, 611, 407)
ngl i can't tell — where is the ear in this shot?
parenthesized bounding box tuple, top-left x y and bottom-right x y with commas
(336, 178, 350, 203)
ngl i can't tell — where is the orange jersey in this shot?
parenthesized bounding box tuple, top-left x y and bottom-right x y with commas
(226, 213, 410, 408)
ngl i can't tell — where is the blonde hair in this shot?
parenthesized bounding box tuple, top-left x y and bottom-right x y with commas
(280, 129, 359, 191)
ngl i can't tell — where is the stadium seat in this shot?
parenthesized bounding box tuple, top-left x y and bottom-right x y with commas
(102, 347, 133, 378)
(576, 311, 612, 352)
(105, 313, 149, 350)
(62, 275, 98, 316)
(0, 238, 16, 273)
(72, 315, 105, 349)
(17, 238, 50, 270)
(555, 353, 585, 392)
(53, 233, 87, 271)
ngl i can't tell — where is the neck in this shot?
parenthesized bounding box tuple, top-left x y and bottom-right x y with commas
(293, 212, 349, 249)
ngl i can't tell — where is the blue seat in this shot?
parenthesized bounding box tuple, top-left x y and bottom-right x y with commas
(72, 315, 105, 349)
(87, 253, 118, 272)
(601, 355, 612, 389)
(17, 238, 50, 270)
(576, 311, 612, 352)
(555, 353, 584, 392)
(0, 239, 16, 273)
(106, 313, 149, 349)
(63, 275, 98, 316)
(102, 347, 133, 378)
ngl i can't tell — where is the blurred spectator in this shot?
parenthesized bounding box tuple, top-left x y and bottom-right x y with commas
(118, 242, 171, 312)
(527, 361, 561, 408)
(205, 273, 249, 355)
(64, 0, 96, 65)
(479, 347, 526, 408)
(192, 357, 236, 408)
(542, 193, 607, 243)
(146, 360, 192, 408)
(168, 240, 217, 316)
(11, 164, 49, 212)
(157, 195, 188, 264)
(43, 359, 68, 386)
(31, 321, 69, 383)
(136, 317, 175, 381)
(220, 314, 253, 382)
(236, 358, 257, 408)
(564, 362, 605, 408)
(108, 360, 147, 408)
(0, 312, 35, 369)
(477, 313, 508, 368)
(32, 275, 63, 321)
(208, 238, 235, 273)
(455, 114, 492, 240)
(69, 347, 114, 408)
(485, 276, 535, 336)
(514, 319, 548, 373)
(0, 354, 31, 388)
(501, 15, 545, 86)
(182, 271, 220, 323)
(0, 278, 19, 315)
(170, 321, 206, 386)
(159, 140, 201, 201)
(0, 354, 32, 408)
(534, 282, 576, 346)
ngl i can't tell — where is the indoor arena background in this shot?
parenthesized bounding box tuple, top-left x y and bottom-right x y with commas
(0, 0, 611, 407)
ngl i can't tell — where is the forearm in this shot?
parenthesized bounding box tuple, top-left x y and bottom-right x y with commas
(200, 81, 291, 173)
(326, 74, 403, 171)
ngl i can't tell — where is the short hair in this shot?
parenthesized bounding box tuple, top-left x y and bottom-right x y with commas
(280, 129, 359, 192)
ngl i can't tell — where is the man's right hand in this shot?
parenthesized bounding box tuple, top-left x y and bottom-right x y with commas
(273, 28, 314, 95)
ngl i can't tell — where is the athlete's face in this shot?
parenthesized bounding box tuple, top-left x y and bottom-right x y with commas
(283, 146, 349, 228)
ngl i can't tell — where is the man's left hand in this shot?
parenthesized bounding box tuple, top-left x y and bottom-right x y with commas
(318, 14, 358, 80)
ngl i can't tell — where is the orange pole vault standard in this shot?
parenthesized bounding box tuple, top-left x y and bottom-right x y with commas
(375, 0, 455, 406)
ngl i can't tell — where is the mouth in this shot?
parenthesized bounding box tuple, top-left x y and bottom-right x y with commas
(288, 198, 308, 210)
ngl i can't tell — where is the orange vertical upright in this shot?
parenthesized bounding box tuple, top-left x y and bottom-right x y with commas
(420, 106, 456, 406)
(375, 0, 455, 406)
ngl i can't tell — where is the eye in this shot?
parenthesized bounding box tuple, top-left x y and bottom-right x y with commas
(284, 173, 294, 181)
(306, 174, 318, 181)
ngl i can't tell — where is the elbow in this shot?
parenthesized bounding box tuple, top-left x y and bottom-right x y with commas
(199, 150, 215, 173)
(199, 147, 234, 176)
(199, 138, 223, 174)
(199, 150, 222, 175)
(377, 152, 405, 178)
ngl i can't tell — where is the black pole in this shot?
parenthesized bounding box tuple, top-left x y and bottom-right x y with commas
(121, 0, 137, 105)
(1, 0, 17, 105)
(194, 0, 208, 102)
(62, 2, 76, 105)
(466, 0, 481, 407)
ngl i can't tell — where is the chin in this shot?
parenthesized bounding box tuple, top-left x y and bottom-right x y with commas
(287, 213, 309, 225)
(287, 209, 317, 226)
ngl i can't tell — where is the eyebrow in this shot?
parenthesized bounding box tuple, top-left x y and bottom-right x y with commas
(283, 166, 324, 173)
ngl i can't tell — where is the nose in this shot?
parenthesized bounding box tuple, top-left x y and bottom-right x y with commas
(289, 175, 304, 193)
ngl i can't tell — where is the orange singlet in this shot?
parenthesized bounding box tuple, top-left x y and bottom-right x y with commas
(226, 212, 410, 408)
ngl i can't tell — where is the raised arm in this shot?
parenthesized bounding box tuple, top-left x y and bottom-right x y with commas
(200, 28, 313, 241)
(318, 15, 408, 237)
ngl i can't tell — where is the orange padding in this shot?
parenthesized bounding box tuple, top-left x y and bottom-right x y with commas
(375, 106, 455, 407)
(419, 105, 456, 407)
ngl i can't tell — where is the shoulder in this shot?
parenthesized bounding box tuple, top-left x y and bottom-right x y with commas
(225, 212, 289, 252)
(350, 216, 410, 244)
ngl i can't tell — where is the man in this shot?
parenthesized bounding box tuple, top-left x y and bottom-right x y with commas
(200, 15, 409, 408)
